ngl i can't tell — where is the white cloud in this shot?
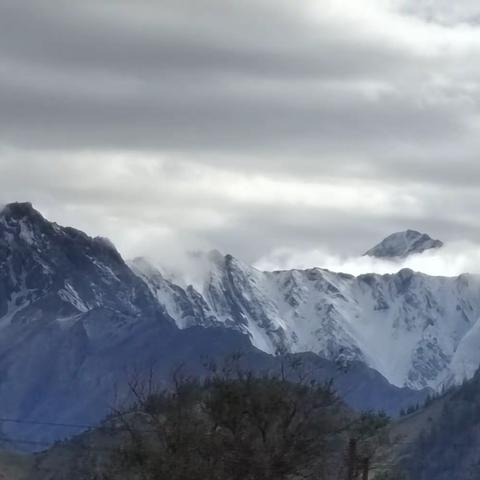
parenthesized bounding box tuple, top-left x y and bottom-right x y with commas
(255, 241, 480, 277)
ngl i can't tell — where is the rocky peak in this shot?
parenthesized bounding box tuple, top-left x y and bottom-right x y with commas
(0, 202, 168, 328)
(0, 201, 47, 228)
(364, 230, 443, 259)
(1, 201, 38, 219)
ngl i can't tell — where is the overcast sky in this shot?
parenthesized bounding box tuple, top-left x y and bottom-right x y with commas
(1, 0, 480, 268)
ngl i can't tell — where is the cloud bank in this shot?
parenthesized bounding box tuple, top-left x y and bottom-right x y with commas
(256, 241, 480, 277)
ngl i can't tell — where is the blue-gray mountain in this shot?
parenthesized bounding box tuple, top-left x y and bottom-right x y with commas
(0, 202, 165, 326)
(0, 203, 427, 449)
(363, 229, 443, 258)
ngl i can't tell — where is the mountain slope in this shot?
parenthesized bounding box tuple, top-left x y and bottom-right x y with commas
(0, 321, 428, 449)
(133, 254, 480, 391)
(0, 202, 176, 445)
(387, 370, 480, 479)
(0, 202, 166, 327)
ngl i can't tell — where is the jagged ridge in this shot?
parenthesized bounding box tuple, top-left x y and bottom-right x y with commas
(133, 254, 480, 391)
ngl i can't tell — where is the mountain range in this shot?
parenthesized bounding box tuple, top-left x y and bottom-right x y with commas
(0, 202, 477, 448)
(133, 242, 479, 391)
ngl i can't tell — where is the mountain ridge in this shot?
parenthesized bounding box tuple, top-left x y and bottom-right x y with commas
(133, 253, 480, 391)
(2, 203, 475, 393)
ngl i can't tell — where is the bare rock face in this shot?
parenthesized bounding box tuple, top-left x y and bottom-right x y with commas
(364, 230, 443, 258)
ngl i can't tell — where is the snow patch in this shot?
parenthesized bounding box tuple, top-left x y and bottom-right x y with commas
(58, 283, 89, 313)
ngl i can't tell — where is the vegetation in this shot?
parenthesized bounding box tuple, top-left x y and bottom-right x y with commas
(98, 360, 392, 480)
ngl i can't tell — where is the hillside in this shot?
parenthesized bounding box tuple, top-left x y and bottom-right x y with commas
(398, 370, 480, 479)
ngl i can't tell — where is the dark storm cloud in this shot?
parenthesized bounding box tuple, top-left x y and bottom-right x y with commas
(1, 0, 480, 267)
(0, 0, 403, 76)
(0, 0, 452, 158)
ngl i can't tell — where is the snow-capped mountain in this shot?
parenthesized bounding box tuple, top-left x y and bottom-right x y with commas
(0, 203, 426, 447)
(1, 203, 470, 396)
(364, 230, 443, 258)
(0, 202, 167, 326)
(133, 252, 480, 391)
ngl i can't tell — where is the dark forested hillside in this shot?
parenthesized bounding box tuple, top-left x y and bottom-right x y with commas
(398, 369, 480, 479)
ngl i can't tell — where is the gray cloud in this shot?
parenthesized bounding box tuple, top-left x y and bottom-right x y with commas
(1, 0, 480, 269)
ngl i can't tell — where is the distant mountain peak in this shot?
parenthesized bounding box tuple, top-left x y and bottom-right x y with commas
(364, 230, 443, 258)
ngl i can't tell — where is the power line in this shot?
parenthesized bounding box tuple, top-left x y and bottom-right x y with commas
(0, 417, 93, 429)
(0, 415, 161, 435)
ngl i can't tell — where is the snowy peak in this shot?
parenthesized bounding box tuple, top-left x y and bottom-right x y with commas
(364, 230, 443, 258)
(0, 203, 167, 328)
(0, 202, 48, 241)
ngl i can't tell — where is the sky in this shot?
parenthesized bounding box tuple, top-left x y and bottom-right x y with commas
(2, 0, 480, 270)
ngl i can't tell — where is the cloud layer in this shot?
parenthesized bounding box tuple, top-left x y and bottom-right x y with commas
(255, 241, 480, 277)
(1, 1, 480, 269)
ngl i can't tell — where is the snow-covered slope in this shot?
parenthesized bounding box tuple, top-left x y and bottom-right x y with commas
(133, 253, 480, 391)
(364, 230, 443, 258)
